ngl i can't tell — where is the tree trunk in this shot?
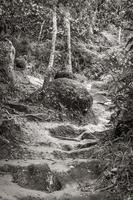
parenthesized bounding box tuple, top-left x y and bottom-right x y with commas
(118, 26, 122, 44)
(90, 10, 97, 34)
(64, 6, 72, 73)
(38, 20, 45, 42)
(43, 5, 57, 88)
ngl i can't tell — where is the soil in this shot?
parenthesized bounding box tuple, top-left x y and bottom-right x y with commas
(0, 74, 114, 200)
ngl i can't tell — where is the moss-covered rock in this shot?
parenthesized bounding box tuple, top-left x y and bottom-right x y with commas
(15, 56, 27, 70)
(0, 38, 15, 85)
(42, 78, 93, 115)
(12, 164, 62, 192)
(54, 71, 76, 80)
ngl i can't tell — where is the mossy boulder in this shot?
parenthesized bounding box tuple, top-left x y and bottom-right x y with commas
(0, 39, 16, 101)
(0, 38, 15, 85)
(54, 71, 76, 80)
(15, 56, 27, 70)
(42, 78, 93, 115)
(12, 164, 62, 192)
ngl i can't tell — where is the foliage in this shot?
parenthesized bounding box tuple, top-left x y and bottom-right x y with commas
(93, 130, 133, 200)
(0, 0, 133, 199)
(0, 0, 52, 40)
(106, 50, 133, 125)
(92, 31, 133, 200)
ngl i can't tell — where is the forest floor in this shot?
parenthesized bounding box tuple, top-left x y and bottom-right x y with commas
(0, 73, 115, 200)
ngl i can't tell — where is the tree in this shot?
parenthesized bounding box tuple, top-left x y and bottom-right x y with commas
(62, 3, 72, 73)
(43, 4, 57, 87)
(42, 0, 92, 85)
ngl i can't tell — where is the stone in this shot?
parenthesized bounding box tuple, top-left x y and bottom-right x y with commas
(42, 78, 93, 115)
(0, 38, 15, 85)
(12, 164, 62, 192)
(15, 56, 27, 70)
(54, 71, 76, 80)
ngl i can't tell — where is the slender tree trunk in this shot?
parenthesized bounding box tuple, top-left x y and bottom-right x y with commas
(48, 6, 57, 71)
(118, 26, 121, 44)
(38, 20, 45, 42)
(43, 5, 57, 88)
(64, 6, 72, 73)
(90, 10, 97, 34)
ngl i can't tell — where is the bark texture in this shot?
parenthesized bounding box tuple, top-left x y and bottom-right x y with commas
(64, 6, 72, 73)
(43, 5, 57, 87)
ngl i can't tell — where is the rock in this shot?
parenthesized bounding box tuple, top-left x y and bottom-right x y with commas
(80, 131, 97, 140)
(15, 56, 27, 70)
(49, 125, 81, 138)
(76, 140, 98, 149)
(11, 38, 31, 58)
(12, 164, 62, 192)
(42, 78, 93, 115)
(5, 101, 30, 113)
(0, 38, 15, 84)
(74, 73, 88, 83)
(54, 71, 76, 80)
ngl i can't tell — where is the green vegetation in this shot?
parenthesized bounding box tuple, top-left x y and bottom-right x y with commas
(0, 0, 133, 199)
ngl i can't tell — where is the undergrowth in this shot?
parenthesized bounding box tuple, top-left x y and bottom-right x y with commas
(92, 49, 133, 200)
(92, 129, 133, 200)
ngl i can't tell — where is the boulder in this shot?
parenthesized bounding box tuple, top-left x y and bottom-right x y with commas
(15, 56, 27, 70)
(42, 78, 93, 115)
(11, 38, 31, 57)
(12, 164, 62, 192)
(54, 71, 76, 80)
(0, 38, 15, 85)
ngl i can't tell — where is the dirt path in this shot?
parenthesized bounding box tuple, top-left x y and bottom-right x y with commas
(0, 78, 113, 200)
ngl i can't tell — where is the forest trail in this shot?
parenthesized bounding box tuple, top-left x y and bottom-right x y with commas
(0, 77, 113, 200)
